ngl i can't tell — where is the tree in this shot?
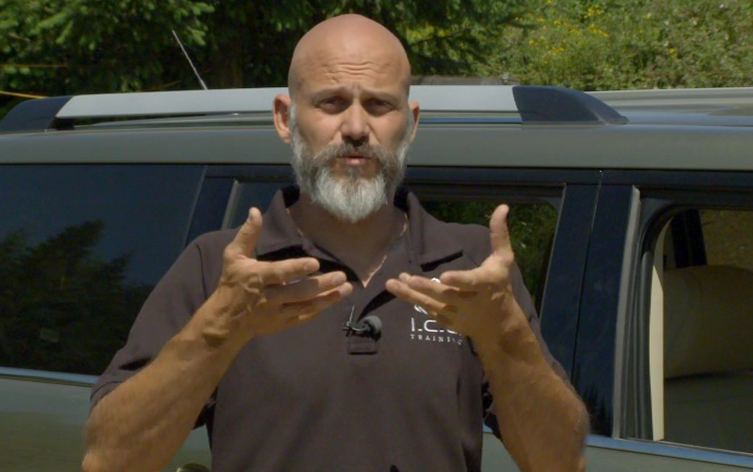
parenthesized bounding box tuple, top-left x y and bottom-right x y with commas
(490, 0, 753, 90)
(199, 0, 528, 88)
(0, 0, 528, 116)
(0, 0, 212, 95)
(0, 0, 213, 116)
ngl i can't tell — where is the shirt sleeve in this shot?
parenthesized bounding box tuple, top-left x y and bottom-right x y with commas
(89, 231, 229, 426)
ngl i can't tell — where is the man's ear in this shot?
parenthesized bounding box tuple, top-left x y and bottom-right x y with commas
(408, 100, 420, 142)
(273, 94, 292, 144)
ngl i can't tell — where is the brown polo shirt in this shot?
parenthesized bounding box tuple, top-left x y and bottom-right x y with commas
(92, 186, 560, 472)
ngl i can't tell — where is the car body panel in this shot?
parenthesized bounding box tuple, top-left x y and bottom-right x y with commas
(1, 370, 212, 471)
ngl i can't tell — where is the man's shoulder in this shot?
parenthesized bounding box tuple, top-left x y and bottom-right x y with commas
(439, 220, 492, 263)
(414, 206, 491, 266)
(434, 219, 490, 244)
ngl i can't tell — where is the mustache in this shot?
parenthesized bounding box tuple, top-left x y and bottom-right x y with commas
(315, 142, 389, 164)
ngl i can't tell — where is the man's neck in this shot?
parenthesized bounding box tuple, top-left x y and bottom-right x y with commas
(288, 194, 407, 286)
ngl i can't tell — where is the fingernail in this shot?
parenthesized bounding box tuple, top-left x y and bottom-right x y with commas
(332, 273, 345, 284)
(248, 207, 260, 221)
(304, 260, 318, 272)
(399, 273, 410, 282)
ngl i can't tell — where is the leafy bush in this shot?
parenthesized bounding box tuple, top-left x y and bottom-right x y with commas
(490, 0, 753, 90)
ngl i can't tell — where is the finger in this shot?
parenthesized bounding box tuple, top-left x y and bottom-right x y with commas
(279, 283, 352, 318)
(225, 207, 263, 259)
(264, 271, 348, 304)
(252, 257, 321, 287)
(385, 278, 453, 315)
(489, 204, 512, 257)
(440, 266, 502, 291)
(397, 273, 474, 305)
(386, 279, 460, 329)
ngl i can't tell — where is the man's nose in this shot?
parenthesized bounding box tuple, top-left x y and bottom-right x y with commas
(340, 104, 370, 146)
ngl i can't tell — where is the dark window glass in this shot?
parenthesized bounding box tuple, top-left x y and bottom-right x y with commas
(187, 177, 234, 243)
(225, 181, 291, 229)
(0, 165, 204, 375)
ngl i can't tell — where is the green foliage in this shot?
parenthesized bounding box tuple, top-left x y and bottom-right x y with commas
(3, 0, 753, 106)
(0, 0, 526, 98)
(492, 0, 753, 90)
(185, 0, 528, 88)
(0, 221, 151, 375)
(0, 0, 213, 96)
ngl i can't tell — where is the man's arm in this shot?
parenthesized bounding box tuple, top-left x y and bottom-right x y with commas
(473, 294, 588, 472)
(386, 204, 587, 472)
(83, 208, 352, 472)
(83, 312, 242, 472)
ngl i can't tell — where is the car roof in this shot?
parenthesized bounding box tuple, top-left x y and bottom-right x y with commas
(591, 88, 753, 127)
(0, 85, 626, 131)
(1, 85, 752, 171)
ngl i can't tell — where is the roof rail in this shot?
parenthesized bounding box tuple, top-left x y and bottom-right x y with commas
(0, 85, 626, 133)
(591, 87, 753, 109)
(0, 96, 73, 133)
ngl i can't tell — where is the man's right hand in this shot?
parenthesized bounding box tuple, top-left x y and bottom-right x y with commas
(200, 207, 353, 346)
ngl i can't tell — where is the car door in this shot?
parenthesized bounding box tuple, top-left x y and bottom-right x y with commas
(579, 170, 753, 471)
(0, 163, 213, 471)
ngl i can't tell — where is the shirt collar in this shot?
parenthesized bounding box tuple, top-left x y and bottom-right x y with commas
(255, 186, 464, 266)
(254, 186, 306, 257)
(399, 189, 464, 266)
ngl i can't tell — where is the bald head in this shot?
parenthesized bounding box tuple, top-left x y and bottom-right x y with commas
(288, 14, 412, 98)
(271, 14, 420, 221)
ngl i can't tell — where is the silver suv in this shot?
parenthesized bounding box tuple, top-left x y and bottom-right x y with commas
(1, 85, 753, 471)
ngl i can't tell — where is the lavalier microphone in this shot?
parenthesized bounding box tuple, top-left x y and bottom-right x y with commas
(342, 314, 382, 339)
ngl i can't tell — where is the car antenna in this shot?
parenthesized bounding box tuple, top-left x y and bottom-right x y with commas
(172, 29, 208, 90)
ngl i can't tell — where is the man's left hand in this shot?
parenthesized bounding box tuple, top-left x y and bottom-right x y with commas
(385, 204, 518, 347)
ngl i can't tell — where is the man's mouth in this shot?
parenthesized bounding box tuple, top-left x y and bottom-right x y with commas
(338, 154, 371, 165)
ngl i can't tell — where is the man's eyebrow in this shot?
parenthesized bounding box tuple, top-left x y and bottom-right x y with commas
(310, 87, 350, 100)
(309, 87, 402, 102)
(363, 90, 402, 103)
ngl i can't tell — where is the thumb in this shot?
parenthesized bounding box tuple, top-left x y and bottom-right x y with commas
(226, 207, 263, 258)
(489, 204, 512, 256)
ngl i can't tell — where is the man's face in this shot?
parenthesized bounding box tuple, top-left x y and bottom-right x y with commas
(289, 101, 413, 223)
(284, 40, 418, 222)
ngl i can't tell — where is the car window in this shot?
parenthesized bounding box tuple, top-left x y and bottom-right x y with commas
(421, 199, 557, 310)
(646, 207, 753, 454)
(224, 180, 291, 229)
(0, 164, 204, 375)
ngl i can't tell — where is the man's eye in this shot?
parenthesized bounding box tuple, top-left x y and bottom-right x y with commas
(319, 97, 347, 111)
(366, 99, 393, 115)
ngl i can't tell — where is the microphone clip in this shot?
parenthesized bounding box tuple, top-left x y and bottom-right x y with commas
(342, 314, 382, 339)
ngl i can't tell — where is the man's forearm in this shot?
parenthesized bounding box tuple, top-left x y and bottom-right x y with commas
(475, 297, 588, 472)
(82, 302, 245, 472)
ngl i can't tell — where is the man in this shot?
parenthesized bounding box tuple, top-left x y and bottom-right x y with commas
(83, 14, 587, 472)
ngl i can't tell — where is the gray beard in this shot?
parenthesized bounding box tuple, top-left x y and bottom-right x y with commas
(288, 105, 412, 223)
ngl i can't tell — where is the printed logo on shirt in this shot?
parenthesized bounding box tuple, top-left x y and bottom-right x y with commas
(410, 278, 463, 345)
(410, 306, 463, 345)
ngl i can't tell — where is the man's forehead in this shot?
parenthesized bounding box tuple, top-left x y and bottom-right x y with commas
(288, 14, 411, 97)
(295, 47, 407, 90)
